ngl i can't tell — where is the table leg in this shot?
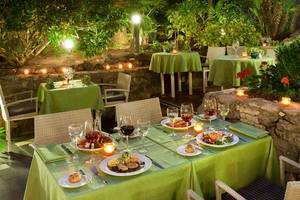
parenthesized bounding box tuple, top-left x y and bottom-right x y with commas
(171, 73, 175, 98)
(178, 72, 182, 92)
(188, 72, 193, 95)
(160, 73, 165, 96)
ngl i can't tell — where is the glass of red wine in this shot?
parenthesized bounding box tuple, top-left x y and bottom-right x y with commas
(203, 98, 217, 131)
(181, 103, 194, 138)
(119, 115, 134, 152)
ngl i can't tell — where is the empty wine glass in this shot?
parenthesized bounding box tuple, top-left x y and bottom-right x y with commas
(218, 104, 230, 130)
(167, 106, 179, 137)
(68, 124, 83, 161)
(119, 115, 134, 152)
(137, 120, 150, 154)
(232, 40, 240, 57)
(203, 98, 217, 131)
(181, 103, 194, 139)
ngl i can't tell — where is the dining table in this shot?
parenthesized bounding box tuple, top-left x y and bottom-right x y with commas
(149, 52, 202, 98)
(23, 119, 279, 200)
(208, 55, 275, 87)
(37, 80, 104, 114)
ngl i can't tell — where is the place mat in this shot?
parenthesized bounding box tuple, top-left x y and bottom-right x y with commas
(229, 122, 268, 139)
(36, 145, 69, 163)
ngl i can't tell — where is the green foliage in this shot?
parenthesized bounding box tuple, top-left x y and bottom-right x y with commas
(45, 78, 55, 89)
(81, 75, 92, 85)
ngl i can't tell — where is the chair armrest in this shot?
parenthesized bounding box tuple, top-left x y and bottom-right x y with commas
(199, 55, 207, 58)
(5, 90, 33, 99)
(5, 97, 37, 107)
(98, 83, 117, 87)
(215, 180, 246, 200)
(187, 189, 204, 200)
(103, 89, 129, 104)
(279, 156, 300, 186)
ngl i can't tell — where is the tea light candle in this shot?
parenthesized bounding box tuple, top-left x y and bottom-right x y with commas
(24, 69, 29, 75)
(242, 52, 248, 58)
(128, 63, 132, 69)
(236, 88, 245, 97)
(194, 122, 204, 135)
(262, 42, 267, 47)
(103, 143, 116, 155)
(172, 49, 177, 54)
(62, 67, 67, 73)
(118, 64, 123, 69)
(41, 68, 47, 74)
(280, 97, 291, 106)
(105, 65, 110, 70)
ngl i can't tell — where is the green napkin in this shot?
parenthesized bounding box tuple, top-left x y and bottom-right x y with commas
(229, 122, 268, 139)
(36, 145, 68, 163)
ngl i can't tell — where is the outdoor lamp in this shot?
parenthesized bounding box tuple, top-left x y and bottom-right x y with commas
(131, 14, 142, 25)
(62, 39, 74, 52)
(131, 14, 142, 54)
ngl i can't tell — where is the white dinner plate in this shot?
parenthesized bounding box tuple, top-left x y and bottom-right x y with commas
(58, 173, 92, 188)
(176, 145, 202, 157)
(161, 118, 197, 131)
(198, 114, 217, 121)
(196, 131, 239, 148)
(99, 153, 152, 177)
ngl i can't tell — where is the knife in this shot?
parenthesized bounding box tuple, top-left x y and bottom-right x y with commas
(61, 144, 73, 156)
(90, 166, 109, 184)
(145, 155, 165, 169)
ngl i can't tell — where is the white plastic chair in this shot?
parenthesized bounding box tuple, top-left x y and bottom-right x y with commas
(115, 97, 162, 126)
(201, 47, 226, 93)
(0, 85, 38, 152)
(34, 108, 93, 145)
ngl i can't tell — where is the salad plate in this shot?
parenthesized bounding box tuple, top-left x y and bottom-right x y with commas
(58, 173, 92, 188)
(176, 144, 202, 157)
(196, 131, 239, 148)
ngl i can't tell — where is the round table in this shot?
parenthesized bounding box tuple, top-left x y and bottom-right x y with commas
(149, 52, 202, 98)
(208, 55, 275, 87)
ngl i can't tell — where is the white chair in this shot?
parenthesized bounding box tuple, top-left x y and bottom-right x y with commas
(201, 47, 226, 93)
(99, 73, 131, 108)
(266, 48, 277, 61)
(187, 189, 204, 200)
(115, 97, 162, 126)
(226, 46, 247, 57)
(0, 85, 38, 152)
(188, 155, 300, 200)
(34, 108, 93, 145)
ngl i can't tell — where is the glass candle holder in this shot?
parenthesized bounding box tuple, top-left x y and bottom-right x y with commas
(194, 122, 204, 135)
(242, 52, 248, 58)
(236, 88, 245, 97)
(103, 143, 116, 156)
(24, 69, 29, 75)
(172, 49, 177, 54)
(280, 97, 291, 106)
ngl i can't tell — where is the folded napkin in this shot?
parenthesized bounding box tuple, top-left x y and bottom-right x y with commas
(229, 122, 268, 139)
(37, 145, 68, 163)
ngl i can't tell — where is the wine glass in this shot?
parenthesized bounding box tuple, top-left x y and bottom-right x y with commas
(119, 115, 134, 152)
(167, 107, 179, 137)
(203, 98, 217, 131)
(218, 104, 230, 130)
(84, 120, 101, 164)
(232, 40, 240, 57)
(68, 124, 83, 161)
(180, 103, 194, 138)
(137, 120, 150, 154)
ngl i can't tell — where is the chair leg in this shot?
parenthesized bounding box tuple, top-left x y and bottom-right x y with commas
(5, 120, 11, 153)
(203, 71, 206, 93)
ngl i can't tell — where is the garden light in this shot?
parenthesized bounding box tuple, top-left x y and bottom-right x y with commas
(41, 68, 47, 74)
(280, 97, 291, 106)
(105, 65, 110, 70)
(24, 69, 29, 75)
(128, 63, 132, 69)
(118, 64, 123, 69)
(131, 14, 142, 25)
(62, 39, 74, 51)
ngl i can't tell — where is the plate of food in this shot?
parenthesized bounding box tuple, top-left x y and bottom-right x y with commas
(176, 144, 202, 157)
(58, 171, 92, 188)
(99, 152, 152, 176)
(196, 131, 239, 148)
(198, 113, 217, 121)
(161, 117, 197, 130)
(70, 131, 113, 152)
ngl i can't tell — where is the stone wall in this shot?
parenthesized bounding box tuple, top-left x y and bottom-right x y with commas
(198, 88, 300, 180)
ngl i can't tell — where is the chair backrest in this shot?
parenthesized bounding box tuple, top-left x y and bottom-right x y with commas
(34, 108, 93, 145)
(117, 73, 131, 91)
(0, 85, 9, 121)
(206, 47, 226, 67)
(266, 48, 276, 60)
(115, 97, 162, 126)
(284, 181, 300, 200)
(226, 46, 247, 57)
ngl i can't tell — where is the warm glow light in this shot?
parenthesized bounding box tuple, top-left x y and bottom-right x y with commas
(128, 63, 133, 69)
(242, 52, 248, 57)
(280, 97, 291, 106)
(41, 69, 47, 74)
(236, 88, 245, 97)
(172, 49, 177, 54)
(131, 14, 142, 25)
(262, 43, 267, 47)
(62, 67, 67, 73)
(105, 65, 110, 70)
(24, 69, 29, 75)
(194, 122, 204, 135)
(118, 64, 123, 69)
(62, 39, 74, 51)
(220, 29, 226, 36)
(103, 143, 116, 155)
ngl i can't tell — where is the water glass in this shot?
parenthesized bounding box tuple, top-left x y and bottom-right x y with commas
(68, 124, 83, 161)
(137, 120, 150, 154)
(218, 104, 230, 130)
(167, 106, 179, 137)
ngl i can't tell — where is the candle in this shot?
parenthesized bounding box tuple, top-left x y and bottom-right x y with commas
(242, 52, 248, 58)
(62, 67, 66, 73)
(194, 122, 204, 135)
(262, 43, 267, 47)
(118, 64, 123, 69)
(280, 97, 291, 106)
(172, 49, 177, 54)
(128, 63, 133, 69)
(105, 65, 110, 70)
(103, 143, 116, 156)
(41, 69, 47, 75)
(24, 69, 29, 75)
(236, 88, 245, 97)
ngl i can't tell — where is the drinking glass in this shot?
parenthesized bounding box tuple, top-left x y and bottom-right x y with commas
(68, 124, 83, 161)
(232, 40, 240, 57)
(218, 104, 230, 130)
(137, 120, 150, 154)
(84, 120, 101, 164)
(203, 98, 217, 131)
(119, 115, 134, 152)
(167, 106, 179, 137)
(180, 103, 194, 138)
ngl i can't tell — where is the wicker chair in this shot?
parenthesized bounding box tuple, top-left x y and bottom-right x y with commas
(201, 47, 226, 93)
(0, 85, 38, 152)
(99, 73, 131, 108)
(34, 108, 93, 145)
(226, 46, 247, 57)
(115, 97, 162, 126)
(187, 155, 300, 200)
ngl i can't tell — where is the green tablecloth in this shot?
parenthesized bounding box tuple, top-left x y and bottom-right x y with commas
(208, 55, 275, 87)
(149, 52, 202, 74)
(37, 80, 104, 114)
(24, 120, 279, 200)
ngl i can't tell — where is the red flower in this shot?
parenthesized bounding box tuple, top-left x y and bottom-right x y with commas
(281, 76, 289, 85)
(237, 69, 252, 80)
